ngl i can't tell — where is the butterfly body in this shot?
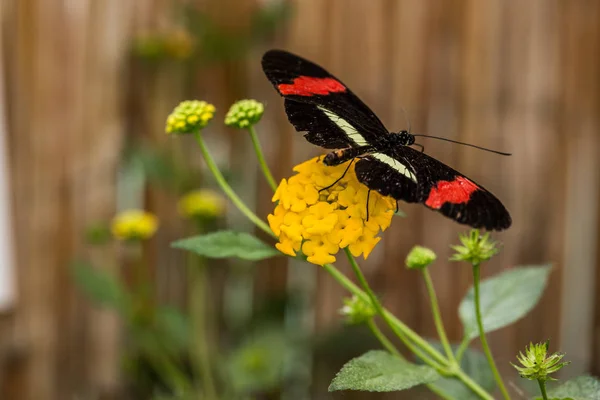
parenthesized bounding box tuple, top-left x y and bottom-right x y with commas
(262, 49, 511, 231)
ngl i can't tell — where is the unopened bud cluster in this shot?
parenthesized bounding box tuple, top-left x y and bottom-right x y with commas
(166, 100, 215, 134)
(225, 99, 264, 129)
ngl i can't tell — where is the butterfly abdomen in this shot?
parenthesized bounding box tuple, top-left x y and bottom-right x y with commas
(323, 146, 372, 166)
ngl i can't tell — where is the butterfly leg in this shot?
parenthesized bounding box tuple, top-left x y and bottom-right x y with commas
(395, 201, 399, 213)
(365, 189, 371, 222)
(318, 158, 355, 192)
(413, 143, 425, 152)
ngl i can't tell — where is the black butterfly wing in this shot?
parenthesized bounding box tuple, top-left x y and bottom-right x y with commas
(355, 155, 419, 204)
(356, 147, 511, 231)
(262, 50, 389, 148)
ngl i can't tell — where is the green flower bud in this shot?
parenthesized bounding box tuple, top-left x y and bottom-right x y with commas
(339, 295, 376, 325)
(511, 340, 570, 382)
(165, 100, 216, 134)
(406, 246, 437, 270)
(450, 229, 499, 264)
(224, 99, 265, 129)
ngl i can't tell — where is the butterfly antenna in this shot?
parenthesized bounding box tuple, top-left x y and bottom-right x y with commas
(400, 107, 411, 133)
(411, 134, 511, 156)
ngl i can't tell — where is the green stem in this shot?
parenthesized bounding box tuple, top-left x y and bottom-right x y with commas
(366, 318, 402, 358)
(148, 349, 191, 395)
(193, 129, 274, 237)
(248, 125, 277, 191)
(422, 269, 457, 364)
(188, 250, 218, 400)
(344, 249, 443, 369)
(473, 263, 511, 400)
(324, 259, 445, 365)
(366, 320, 463, 400)
(455, 369, 495, 400)
(537, 379, 548, 400)
(324, 260, 493, 400)
(455, 336, 471, 362)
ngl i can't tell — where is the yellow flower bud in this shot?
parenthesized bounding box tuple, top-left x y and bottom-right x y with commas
(166, 100, 216, 134)
(178, 189, 226, 219)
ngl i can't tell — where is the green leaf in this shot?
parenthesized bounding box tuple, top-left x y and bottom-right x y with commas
(155, 306, 189, 352)
(224, 327, 289, 394)
(428, 346, 495, 400)
(71, 261, 129, 313)
(541, 376, 600, 400)
(329, 350, 440, 392)
(460, 265, 552, 340)
(172, 231, 280, 261)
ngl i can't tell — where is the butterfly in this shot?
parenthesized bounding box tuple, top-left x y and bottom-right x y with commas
(261, 49, 511, 231)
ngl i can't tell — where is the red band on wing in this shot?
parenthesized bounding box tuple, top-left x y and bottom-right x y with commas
(278, 76, 346, 96)
(425, 177, 479, 209)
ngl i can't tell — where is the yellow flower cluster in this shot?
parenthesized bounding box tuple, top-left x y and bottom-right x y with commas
(178, 189, 226, 219)
(165, 100, 215, 134)
(268, 157, 395, 266)
(111, 210, 159, 241)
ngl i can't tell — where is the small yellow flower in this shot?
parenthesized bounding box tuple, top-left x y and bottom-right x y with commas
(178, 189, 226, 219)
(267, 157, 395, 266)
(224, 99, 265, 129)
(166, 100, 216, 134)
(111, 210, 158, 241)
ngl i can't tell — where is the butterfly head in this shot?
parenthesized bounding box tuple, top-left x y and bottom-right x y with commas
(391, 130, 415, 146)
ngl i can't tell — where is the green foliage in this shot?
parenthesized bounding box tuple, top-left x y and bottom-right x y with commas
(428, 345, 495, 400)
(155, 306, 190, 353)
(184, 2, 291, 63)
(459, 265, 551, 340)
(328, 350, 440, 392)
(172, 231, 280, 261)
(540, 376, 600, 400)
(71, 261, 130, 314)
(224, 328, 289, 394)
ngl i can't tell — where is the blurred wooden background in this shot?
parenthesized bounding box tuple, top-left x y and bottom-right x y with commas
(1, 0, 600, 399)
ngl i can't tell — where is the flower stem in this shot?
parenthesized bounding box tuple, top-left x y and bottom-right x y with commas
(192, 130, 274, 237)
(366, 318, 402, 358)
(472, 263, 511, 400)
(366, 320, 470, 400)
(324, 260, 493, 400)
(537, 379, 548, 400)
(422, 269, 457, 365)
(188, 249, 218, 400)
(455, 335, 471, 362)
(248, 126, 277, 192)
(343, 249, 443, 369)
(455, 368, 495, 400)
